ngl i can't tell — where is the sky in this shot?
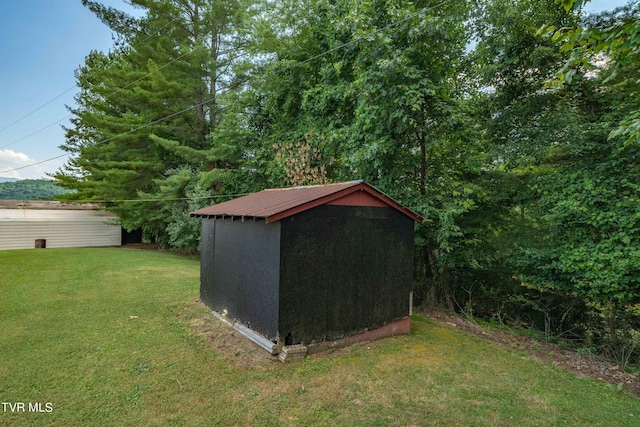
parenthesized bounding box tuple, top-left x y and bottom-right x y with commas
(0, 0, 632, 180)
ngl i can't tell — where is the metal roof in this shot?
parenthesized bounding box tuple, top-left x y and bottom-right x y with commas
(190, 180, 423, 223)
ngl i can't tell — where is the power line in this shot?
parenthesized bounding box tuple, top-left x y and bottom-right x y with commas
(0, 117, 70, 150)
(0, 72, 238, 176)
(0, 86, 76, 135)
(0, 92, 218, 174)
(0, 16, 180, 140)
(65, 193, 252, 204)
(0, 0, 454, 177)
(0, 153, 69, 173)
(0, 48, 192, 151)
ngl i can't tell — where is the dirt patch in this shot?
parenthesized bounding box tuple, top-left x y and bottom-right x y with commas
(426, 309, 640, 397)
(186, 301, 279, 369)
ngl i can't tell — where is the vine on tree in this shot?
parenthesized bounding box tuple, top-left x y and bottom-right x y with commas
(273, 130, 334, 186)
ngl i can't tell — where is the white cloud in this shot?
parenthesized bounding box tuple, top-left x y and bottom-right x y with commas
(0, 149, 65, 180)
(0, 149, 29, 162)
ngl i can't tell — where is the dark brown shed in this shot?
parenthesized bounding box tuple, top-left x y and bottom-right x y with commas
(191, 180, 421, 353)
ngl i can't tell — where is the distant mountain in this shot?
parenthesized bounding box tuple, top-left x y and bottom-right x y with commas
(0, 179, 74, 200)
(0, 177, 19, 183)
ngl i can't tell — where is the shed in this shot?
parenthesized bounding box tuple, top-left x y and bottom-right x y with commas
(191, 180, 422, 353)
(0, 200, 121, 250)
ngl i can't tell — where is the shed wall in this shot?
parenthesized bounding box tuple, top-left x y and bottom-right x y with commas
(200, 217, 280, 341)
(0, 209, 121, 250)
(279, 205, 414, 343)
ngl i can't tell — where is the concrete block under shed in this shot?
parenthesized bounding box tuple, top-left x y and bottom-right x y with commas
(279, 344, 308, 363)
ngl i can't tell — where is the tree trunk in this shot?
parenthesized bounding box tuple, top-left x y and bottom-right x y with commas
(608, 302, 618, 347)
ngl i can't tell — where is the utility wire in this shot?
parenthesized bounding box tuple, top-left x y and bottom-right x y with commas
(1, 92, 219, 174)
(0, 86, 76, 135)
(0, 0, 453, 177)
(0, 48, 192, 151)
(0, 16, 179, 140)
(0, 117, 71, 150)
(63, 193, 252, 204)
(0, 72, 237, 175)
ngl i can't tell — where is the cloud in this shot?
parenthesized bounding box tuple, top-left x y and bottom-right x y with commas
(0, 150, 30, 179)
(0, 149, 29, 162)
(0, 149, 65, 180)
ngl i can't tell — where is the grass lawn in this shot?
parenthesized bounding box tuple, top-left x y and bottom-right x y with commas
(1, 247, 639, 426)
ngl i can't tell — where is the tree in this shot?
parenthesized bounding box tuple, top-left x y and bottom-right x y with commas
(249, 0, 480, 306)
(54, 0, 258, 248)
(546, 0, 640, 144)
(0, 180, 72, 200)
(515, 1, 640, 354)
(448, 0, 603, 334)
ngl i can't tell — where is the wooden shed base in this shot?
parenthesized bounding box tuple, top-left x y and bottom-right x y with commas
(210, 310, 410, 357)
(210, 310, 278, 354)
(305, 317, 411, 354)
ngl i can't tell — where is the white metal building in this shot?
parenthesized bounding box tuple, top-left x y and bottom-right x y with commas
(0, 201, 121, 250)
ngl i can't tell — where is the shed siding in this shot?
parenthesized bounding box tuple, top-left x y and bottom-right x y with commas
(200, 219, 216, 306)
(326, 191, 388, 207)
(200, 217, 280, 341)
(0, 209, 121, 250)
(279, 205, 414, 343)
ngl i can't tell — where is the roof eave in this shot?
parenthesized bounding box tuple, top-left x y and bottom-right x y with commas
(189, 181, 423, 224)
(266, 183, 423, 224)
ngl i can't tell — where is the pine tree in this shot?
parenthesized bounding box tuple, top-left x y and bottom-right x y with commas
(54, 0, 258, 246)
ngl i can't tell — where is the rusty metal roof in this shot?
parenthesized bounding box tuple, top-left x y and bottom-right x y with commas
(190, 180, 422, 223)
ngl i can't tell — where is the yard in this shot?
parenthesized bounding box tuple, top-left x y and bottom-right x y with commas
(1, 247, 639, 426)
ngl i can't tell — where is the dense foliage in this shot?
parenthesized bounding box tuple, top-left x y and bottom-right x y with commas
(54, 0, 640, 365)
(0, 179, 73, 200)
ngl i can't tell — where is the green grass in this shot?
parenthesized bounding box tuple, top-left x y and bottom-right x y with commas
(1, 248, 639, 426)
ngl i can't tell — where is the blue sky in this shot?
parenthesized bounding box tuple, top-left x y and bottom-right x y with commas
(0, 0, 138, 179)
(0, 0, 631, 179)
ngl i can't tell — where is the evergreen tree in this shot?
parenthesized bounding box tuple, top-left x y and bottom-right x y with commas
(54, 0, 258, 247)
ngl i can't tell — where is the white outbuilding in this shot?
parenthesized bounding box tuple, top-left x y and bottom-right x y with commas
(0, 200, 121, 250)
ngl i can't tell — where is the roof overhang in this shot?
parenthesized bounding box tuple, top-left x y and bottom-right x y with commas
(265, 183, 422, 223)
(190, 181, 423, 224)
